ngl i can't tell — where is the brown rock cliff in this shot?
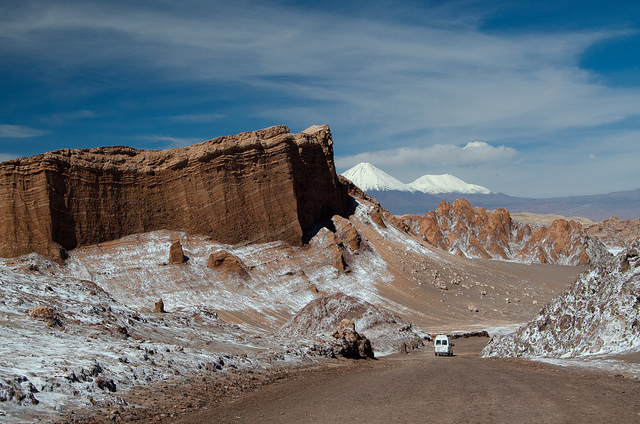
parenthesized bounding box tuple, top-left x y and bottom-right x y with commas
(0, 125, 347, 258)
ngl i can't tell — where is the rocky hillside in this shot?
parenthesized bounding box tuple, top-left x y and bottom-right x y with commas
(482, 242, 640, 358)
(401, 198, 612, 266)
(276, 292, 424, 355)
(0, 125, 347, 259)
(586, 216, 640, 253)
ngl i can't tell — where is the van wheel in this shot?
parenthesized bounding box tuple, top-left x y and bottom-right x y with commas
(434, 353, 438, 356)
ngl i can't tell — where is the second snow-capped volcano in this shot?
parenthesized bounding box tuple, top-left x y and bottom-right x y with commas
(341, 162, 493, 195)
(409, 174, 494, 194)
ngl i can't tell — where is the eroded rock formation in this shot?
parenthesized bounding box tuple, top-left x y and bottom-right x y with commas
(276, 292, 423, 355)
(0, 125, 347, 258)
(207, 250, 249, 277)
(168, 241, 187, 264)
(585, 216, 640, 252)
(154, 299, 166, 313)
(482, 242, 640, 358)
(402, 199, 611, 266)
(331, 318, 375, 359)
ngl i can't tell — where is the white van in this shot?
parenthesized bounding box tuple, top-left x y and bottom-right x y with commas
(434, 334, 454, 356)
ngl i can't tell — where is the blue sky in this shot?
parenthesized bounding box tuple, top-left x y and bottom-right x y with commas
(2, 0, 640, 198)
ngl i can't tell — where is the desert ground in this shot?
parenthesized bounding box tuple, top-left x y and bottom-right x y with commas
(67, 337, 640, 423)
(53, 255, 638, 424)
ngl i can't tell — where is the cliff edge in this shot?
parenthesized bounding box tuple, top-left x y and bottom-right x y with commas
(0, 125, 347, 258)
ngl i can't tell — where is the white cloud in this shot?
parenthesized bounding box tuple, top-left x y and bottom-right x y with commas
(0, 124, 48, 139)
(2, 2, 640, 197)
(3, 4, 637, 144)
(336, 141, 517, 177)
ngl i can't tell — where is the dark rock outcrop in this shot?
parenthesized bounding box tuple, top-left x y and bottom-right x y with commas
(276, 293, 423, 355)
(331, 318, 374, 359)
(0, 125, 347, 259)
(29, 306, 64, 328)
(154, 299, 166, 313)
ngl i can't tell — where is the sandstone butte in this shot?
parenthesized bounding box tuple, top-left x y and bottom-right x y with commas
(0, 125, 348, 259)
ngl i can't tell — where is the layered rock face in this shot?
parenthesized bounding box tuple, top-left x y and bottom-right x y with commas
(402, 199, 611, 266)
(0, 125, 347, 258)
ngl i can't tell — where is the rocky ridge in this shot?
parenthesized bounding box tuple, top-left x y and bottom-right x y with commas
(482, 241, 640, 359)
(0, 125, 347, 259)
(402, 198, 612, 266)
(585, 216, 640, 253)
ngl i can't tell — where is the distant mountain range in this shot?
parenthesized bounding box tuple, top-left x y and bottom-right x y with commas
(341, 163, 640, 221)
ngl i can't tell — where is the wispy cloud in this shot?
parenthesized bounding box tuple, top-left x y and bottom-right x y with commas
(3, 4, 635, 142)
(171, 113, 226, 123)
(1, 1, 640, 196)
(0, 124, 48, 139)
(42, 110, 96, 125)
(139, 135, 204, 148)
(337, 141, 517, 178)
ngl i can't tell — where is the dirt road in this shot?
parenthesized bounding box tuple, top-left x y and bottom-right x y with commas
(176, 337, 640, 424)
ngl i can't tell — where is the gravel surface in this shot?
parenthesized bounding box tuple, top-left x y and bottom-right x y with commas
(175, 337, 640, 424)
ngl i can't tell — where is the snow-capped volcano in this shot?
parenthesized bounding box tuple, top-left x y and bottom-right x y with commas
(341, 162, 415, 192)
(341, 162, 493, 195)
(409, 174, 494, 195)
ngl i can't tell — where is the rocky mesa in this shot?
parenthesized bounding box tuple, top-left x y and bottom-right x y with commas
(0, 125, 347, 259)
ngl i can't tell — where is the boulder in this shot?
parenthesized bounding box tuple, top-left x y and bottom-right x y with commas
(169, 241, 187, 263)
(331, 318, 374, 359)
(29, 306, 63, 328)
(154, 299, 166, 313)
(207, 250, 248, 277)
